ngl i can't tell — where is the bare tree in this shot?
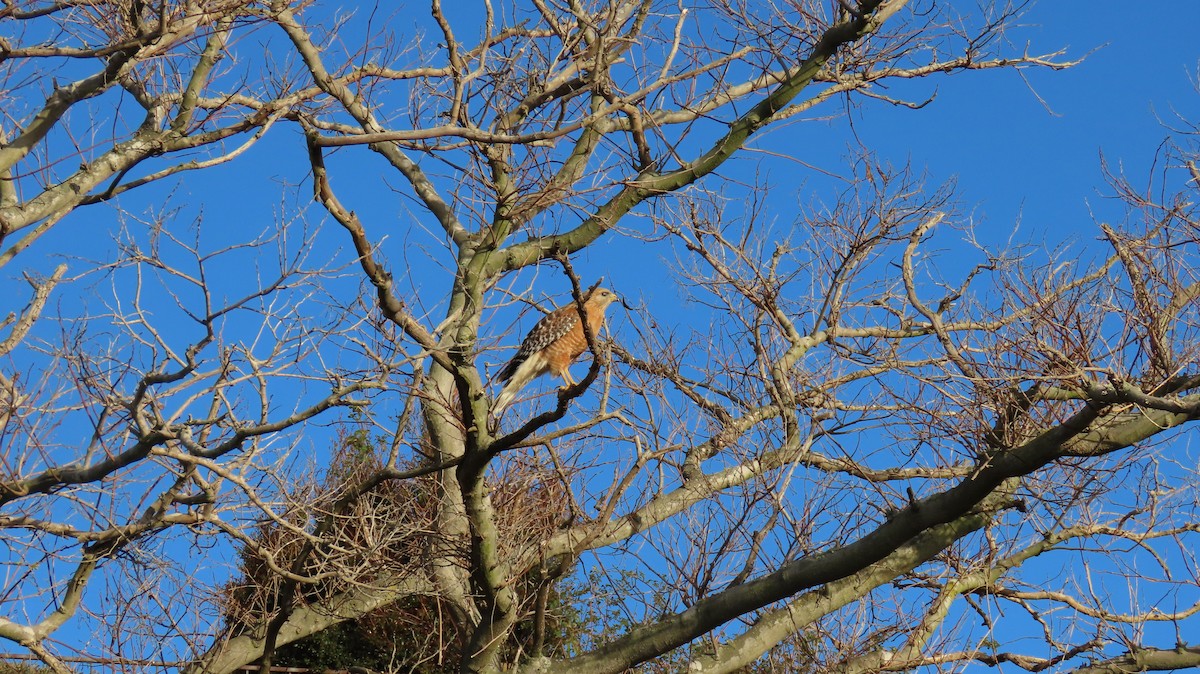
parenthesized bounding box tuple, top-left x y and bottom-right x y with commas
(2, 2, 1199, 674)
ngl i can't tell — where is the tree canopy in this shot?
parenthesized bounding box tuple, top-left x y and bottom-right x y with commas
(1, 2, 1199, 673)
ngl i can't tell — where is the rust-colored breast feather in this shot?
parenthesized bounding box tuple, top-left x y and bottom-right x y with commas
(543, 311, 588, 378)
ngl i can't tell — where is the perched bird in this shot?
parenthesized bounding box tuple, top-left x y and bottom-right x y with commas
(492, 287, 620, 413)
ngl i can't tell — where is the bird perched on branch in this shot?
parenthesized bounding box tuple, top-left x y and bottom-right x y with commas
(492, 287, 620, 413)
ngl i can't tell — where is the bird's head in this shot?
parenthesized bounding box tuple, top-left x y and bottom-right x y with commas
(586, 287, 620, 310)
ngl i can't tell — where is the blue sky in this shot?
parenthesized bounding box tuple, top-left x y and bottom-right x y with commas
(806, 3, 1198, 243)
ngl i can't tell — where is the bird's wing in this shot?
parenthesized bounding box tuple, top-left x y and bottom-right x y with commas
(497, 307, 581, 382)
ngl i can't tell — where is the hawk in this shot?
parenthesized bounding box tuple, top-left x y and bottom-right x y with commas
(492, 287, 620, 413)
